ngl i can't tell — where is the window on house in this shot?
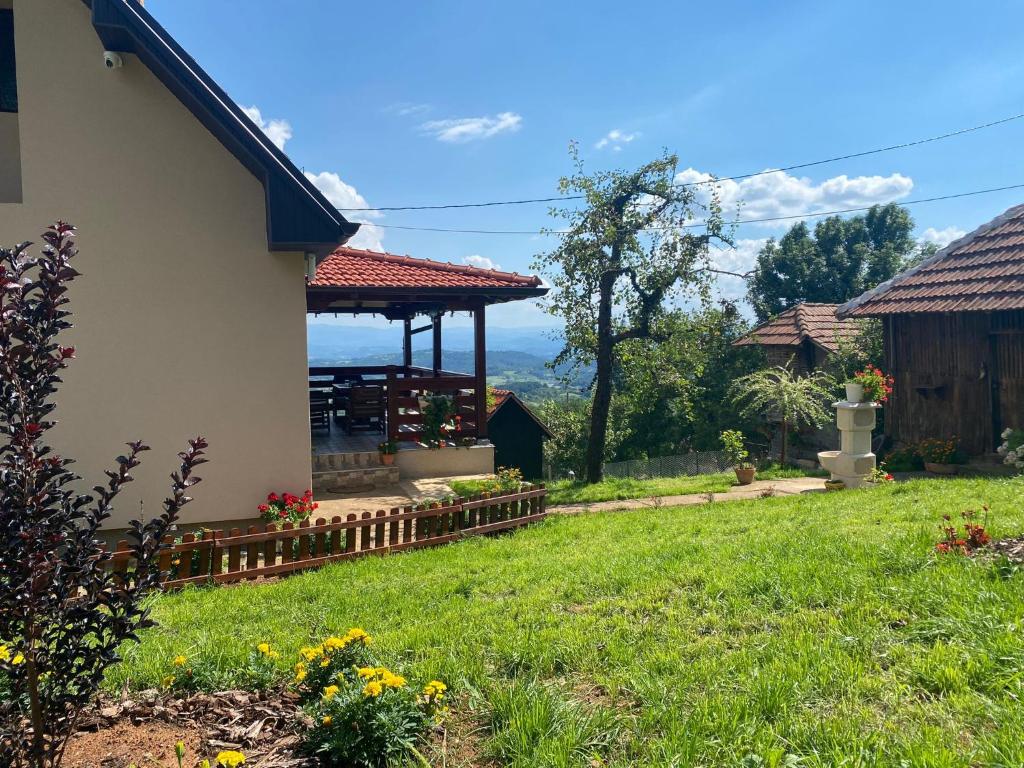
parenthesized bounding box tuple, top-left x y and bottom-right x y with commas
(0, 10, 15, 113)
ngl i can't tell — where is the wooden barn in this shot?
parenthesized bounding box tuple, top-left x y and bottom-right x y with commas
(487, 389, 553, 480)
(839, 203, 1024, 455)
(733, 302, 860, 372)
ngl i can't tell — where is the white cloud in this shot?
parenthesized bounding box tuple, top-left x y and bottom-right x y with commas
(595, 128, 639, 151)
(241, 105, 293, 151)
(709, 238, 767, 301)
(675, 168, 914, 228)
(420, 112, 522, 143)
(918, 225, 966, 248)
(388, 102, 432, 117)
(463, 254, 500, 270)
(305, 171, 384, 252)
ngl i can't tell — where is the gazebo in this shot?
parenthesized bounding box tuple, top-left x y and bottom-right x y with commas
(306, 246, 547, 459)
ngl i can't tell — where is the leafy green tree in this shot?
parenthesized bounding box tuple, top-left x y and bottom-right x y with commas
(827, 318, 885, 382)
(610, 302, 765, 459)
(729, 364, 835, 465)
(534, 147, 728, 483)
(536, 398, 625, 479)
(747, 203, 917, 321)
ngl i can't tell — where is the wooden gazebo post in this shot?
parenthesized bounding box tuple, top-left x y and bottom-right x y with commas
(474, 304, 487, 440)
(432, 312, 442, 374)
(402, 318, 412, 368)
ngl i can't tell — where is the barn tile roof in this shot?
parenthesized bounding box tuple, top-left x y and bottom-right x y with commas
(839, 203, 1024, 317)
(733, 303, 860, 352)
(311, 247, 544, 289)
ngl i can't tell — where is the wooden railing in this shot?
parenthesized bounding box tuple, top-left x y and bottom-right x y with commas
(308, 365, 484, 443)
(107, 486, 546, 589)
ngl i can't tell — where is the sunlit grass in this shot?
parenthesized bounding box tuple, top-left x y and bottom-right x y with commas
(111, 477, 1024, 766)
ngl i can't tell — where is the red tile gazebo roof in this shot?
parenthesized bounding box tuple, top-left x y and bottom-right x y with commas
(311, 246, 543, 290)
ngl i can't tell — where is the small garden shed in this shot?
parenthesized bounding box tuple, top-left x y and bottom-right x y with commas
(839, 203, 1024, 454)
(733, 303, 860, 372)
(487, 389, 552, 480)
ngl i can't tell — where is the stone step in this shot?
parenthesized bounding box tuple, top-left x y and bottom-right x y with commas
(312, 451, 382, 473)
(312, 465, 399, 494)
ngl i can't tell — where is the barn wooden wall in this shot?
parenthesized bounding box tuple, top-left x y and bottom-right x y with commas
(884, 310, 1024, 453)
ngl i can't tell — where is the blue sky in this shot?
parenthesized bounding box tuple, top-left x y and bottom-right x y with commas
(149, 0, 1024, 329)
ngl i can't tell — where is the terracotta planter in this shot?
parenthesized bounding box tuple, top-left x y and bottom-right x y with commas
(924, 461, 958, 475)
(734, 466, 756, 485)
(845, 382, 864, 403)
(379, 453, 395, 466)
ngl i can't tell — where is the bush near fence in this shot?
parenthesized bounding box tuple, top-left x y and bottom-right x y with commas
(107, 486, 547, 589)
(602, 451, 731, 480)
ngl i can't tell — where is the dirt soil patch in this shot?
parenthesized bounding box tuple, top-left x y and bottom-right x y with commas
(66, 687, 314, 767)
(992, 535, 1024, 563)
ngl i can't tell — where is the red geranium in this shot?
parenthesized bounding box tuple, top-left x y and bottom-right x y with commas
(259, 489, 316, 524)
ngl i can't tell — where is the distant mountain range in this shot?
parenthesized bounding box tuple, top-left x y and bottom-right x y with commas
(307, 323, 564, 360)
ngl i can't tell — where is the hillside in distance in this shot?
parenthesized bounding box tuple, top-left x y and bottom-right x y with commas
(308, 347, 590, 404)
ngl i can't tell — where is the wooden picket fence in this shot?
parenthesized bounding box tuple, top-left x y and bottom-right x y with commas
(107, 485, 547, 589)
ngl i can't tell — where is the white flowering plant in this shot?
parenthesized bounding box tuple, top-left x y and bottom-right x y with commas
(997, 428, 1024, 471)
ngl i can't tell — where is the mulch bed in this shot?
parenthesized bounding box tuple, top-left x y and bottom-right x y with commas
(991, 536, 1024, 563)
(67, 687, 314, 767)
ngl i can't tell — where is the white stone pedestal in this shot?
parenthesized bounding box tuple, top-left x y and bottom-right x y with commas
(817, 401, 880, 488)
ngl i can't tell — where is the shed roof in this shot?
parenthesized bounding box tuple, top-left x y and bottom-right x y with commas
(839, 203, 1024, 317)
(733, 303, 860, 352)
(311, 247, 544, 290)
(487, 389, 553, 438)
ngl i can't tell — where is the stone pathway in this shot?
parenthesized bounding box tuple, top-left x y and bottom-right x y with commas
(548, 476, 828, 516)
(314, 474, 490, 517)
(313, 475, 828, 519)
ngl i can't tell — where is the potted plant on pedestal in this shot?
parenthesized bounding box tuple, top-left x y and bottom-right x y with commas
(919, 437, 965, 474)
(721, 429, 756, 485)
(848, 364, 894, 404)
(421, 394, 455, 450)
(378, 439, 397, 466)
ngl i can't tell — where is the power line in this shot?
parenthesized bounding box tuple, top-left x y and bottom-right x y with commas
(366, 182, 1024, 236)
(337, 110, 1024, 213)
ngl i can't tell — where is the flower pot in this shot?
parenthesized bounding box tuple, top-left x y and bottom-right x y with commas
(845, 382, 864, 403)
(379, 452, 395, 466)
(734, 466, 756, 485)
(924, 462, 958, 475)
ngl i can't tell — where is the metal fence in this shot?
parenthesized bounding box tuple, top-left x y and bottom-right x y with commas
(602, 450, 731, 480)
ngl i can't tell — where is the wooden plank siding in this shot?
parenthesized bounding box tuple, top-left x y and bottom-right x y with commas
(883, 309, 1024, 453)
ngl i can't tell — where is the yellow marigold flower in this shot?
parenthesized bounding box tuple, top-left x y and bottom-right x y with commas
(299, 646, 322, 662)
(200, 761, 211, 768)
(215, 750, 246, 768)
(11, 652, 24, 666)
(320, 658, 330, 667)
(383, 673, 406, 688)
(424, 680, 447, 699)
(161, 675, 176, 688)
(322, 715, 333, 726)
(357, 666, 376, 679)
(0, 645, 10, 662)
(346, 628, 371, 644)
(293, 662, 307, 683)
(172, 655, 187, 667)
(323, 684, 340, 700)
(362, 680, 383, 698)
(322, 636, 348, 651)
(256, 643, 271, 656)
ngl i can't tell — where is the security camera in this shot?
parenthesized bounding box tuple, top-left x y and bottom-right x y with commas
(103, 51, 125, 70)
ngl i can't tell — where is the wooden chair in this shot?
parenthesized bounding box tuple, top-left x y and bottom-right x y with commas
(309, 382, 332, 432)
(344, 385, 386, 434)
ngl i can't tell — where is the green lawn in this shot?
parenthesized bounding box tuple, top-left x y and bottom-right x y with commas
(113, 477, 1024, 766)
